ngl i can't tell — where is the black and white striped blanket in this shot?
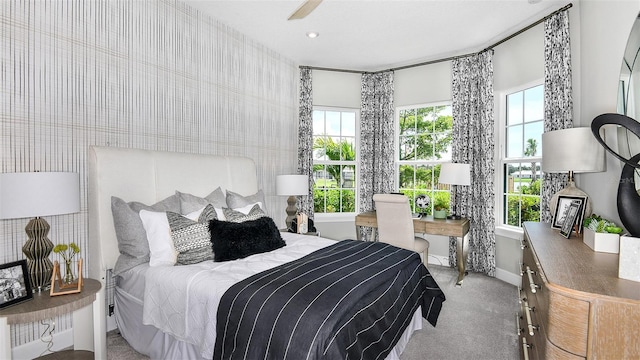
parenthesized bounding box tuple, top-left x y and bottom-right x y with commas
(213, 240, 445, 360)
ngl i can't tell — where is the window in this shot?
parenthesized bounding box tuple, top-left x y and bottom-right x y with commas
(312, 107, 358, 214)
(397, 104, 453, 214)
(502, 84, 543, 227)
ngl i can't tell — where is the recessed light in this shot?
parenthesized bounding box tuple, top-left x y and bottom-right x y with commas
(306, 32, 319, 38)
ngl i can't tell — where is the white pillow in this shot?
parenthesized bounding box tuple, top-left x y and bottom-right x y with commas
(139, 207, 203, 267)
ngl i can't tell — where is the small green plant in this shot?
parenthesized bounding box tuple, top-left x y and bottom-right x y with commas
(583, 214, 623, 234)
(433, 196, 449, 211)
(53, 242, 81, 262)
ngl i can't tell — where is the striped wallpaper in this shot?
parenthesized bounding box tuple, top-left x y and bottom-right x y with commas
(1, 0, 298, 348)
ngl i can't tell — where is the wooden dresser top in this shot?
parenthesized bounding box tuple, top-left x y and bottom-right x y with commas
(523, 222, 640, 301)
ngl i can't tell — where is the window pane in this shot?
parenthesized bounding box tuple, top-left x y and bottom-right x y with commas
(340, 137, 356, 161)
(524, 85, 543, 123)
(416, 108, 432, 134)
(523, 122, 543, 157)
(507, 125, 523, 158)
(326, 111, 341, 136)
(399, 135, 415, 161)
(342, 113, 356, 137)
(507, 92, 523, 125)
(312, 110, 325, 135)
(399, 109, 416, 136)
(399, 164, 415, 188)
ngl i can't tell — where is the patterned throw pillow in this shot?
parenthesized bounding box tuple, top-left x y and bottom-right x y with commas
(167, 204, 217, 265)
(222, 204, 266, 222)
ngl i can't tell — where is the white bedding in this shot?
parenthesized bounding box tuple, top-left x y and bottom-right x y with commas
(142, 232, 336, 359)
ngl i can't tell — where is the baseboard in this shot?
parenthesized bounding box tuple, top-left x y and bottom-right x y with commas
(495, 267, 521, 286)
(12, 328, 73, 360)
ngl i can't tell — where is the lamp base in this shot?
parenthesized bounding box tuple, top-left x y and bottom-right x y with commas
(22, 217, 54, 292)
(549, 181, 592, 219)
(284, 195, 298, 231)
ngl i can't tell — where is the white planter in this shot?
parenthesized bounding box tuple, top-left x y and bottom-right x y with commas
(619, 235, 640, 282)
(583, 228, 620, 254)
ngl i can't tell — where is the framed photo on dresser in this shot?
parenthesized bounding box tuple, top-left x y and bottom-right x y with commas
(552, 195, 587, 234)
(0, 259, 32, 309)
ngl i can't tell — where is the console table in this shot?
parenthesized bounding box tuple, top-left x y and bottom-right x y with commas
(0, 278, 106, 359)
(355, 211, 470, 285)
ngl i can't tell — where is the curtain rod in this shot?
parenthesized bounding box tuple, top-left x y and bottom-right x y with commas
(301, 2, 573, 74)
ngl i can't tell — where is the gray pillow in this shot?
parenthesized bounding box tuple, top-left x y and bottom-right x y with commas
(111, 195, 180, 275)
(167, 204, 217, 265)
(222, 204, 266, 223)
(226, 189, 266, 210)
(177, 188, 226, 214)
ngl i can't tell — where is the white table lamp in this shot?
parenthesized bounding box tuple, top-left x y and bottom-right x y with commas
(276, 174, 309, 230)
(542, 127, 605, 217)
(0, 172, 80, 291)
(439, 163, 471, 220)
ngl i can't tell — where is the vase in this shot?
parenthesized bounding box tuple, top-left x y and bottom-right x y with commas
(64, 259, 75, 284)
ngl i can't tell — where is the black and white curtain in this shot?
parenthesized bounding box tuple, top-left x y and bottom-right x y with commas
(297, 67, 315, 219)
(451, 50, 496, 277)
(359, 71, 395, 239)
(541, 9, 573, 223)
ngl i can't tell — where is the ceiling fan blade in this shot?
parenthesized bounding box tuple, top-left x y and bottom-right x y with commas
(288, 0, 323, 20)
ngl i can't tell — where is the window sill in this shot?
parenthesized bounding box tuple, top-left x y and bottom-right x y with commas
(314, 213, 357, 223)
(495, 225, 524, 240)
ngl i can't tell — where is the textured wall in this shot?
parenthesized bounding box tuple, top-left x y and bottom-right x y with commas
(0, 0, 298, 347)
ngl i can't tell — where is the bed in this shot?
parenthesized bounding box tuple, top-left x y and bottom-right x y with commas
(87, 146, 445, 359)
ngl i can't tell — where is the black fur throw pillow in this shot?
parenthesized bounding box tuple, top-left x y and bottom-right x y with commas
(209, 216, 286, 262)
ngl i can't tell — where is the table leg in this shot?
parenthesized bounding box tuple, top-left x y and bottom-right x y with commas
(0, 317, 10, 360)
(455, 233, 470, 286)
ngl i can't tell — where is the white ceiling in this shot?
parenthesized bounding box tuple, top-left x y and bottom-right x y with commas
(184, 0, 572, 72)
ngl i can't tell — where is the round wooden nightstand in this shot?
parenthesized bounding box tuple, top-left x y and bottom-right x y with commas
(0, 278, 105, 359)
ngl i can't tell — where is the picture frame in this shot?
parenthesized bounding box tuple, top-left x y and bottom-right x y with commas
(560, 200, 582, 238)
(0, 259, 33, 309)
(552, 195, 587, 231)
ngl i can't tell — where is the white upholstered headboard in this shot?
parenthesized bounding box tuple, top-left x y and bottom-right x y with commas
(87, 146, 259, 283)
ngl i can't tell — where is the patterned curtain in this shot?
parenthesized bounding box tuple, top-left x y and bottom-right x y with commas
(359, 71, 395, 239)
(541, 9, 573, 223)
(450, 50, 496, 276)
(297, 67, 315, 219)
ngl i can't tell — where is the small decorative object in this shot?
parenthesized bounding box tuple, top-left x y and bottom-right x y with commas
(0, 260, 32, 308)
(582, 214, 623, 253)
(53, 242, 80, 284)
(415, 194, 430, 215)
(551, 195, 587, 232)
(619, 235, 640, 282)
(559, 200, 581, 238)
(50, 258, 83, 296)
(433, 196, 448, 220)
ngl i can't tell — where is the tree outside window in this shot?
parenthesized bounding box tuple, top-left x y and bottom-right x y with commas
(503, 85, 543, 227)
(397, 104, 453, 214)
(312, 108, 357, 213)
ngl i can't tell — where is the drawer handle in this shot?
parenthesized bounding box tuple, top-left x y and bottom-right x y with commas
(523, 299, 538, 336)
(517, 286, 522, 304)
(521, 239, 528, 250)
(516, 312, 523, 336)
(526, 266, 539, 293)
(522, 337, 532, 360)
(519, 262, 524, 276)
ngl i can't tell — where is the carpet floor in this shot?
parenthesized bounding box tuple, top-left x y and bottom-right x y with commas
(106, 265, 519, 360)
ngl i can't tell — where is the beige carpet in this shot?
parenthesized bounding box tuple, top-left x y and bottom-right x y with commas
(107, 265, 519, 360)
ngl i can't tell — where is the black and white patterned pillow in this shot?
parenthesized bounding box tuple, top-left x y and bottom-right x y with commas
(222, 204, 266, 222)
(167, 204, 217, 265)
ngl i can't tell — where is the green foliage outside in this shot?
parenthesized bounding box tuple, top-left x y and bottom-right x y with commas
(313, 189, 355, 213)
(398, 106, 453, 161)
(506, 179, 541, 226)
(313, 136, 356, 213)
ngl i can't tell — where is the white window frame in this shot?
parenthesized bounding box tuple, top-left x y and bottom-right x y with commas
(312, 106, 360, 222)
(496, 80, 544, 238)
(395, 102, 453, 214)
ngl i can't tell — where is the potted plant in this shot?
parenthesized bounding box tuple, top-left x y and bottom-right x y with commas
(582, 214, 623, 253)
(53, 242, 80, 284)
(433, 197, 449, 219)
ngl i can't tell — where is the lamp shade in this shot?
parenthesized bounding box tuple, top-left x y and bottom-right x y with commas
(439, 163, 471, 186)
(276, 175, 309, 196)
(542, 127, 605, 173)
(0, 172, 80, 219)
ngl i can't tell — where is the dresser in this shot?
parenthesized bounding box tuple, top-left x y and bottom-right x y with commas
(519, 222, 640, 359)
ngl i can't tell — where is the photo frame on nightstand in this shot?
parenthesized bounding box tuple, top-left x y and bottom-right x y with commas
(559, 199, 583, 238)
(552, 195, 587, 233)
(0, 259, 32, 309)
